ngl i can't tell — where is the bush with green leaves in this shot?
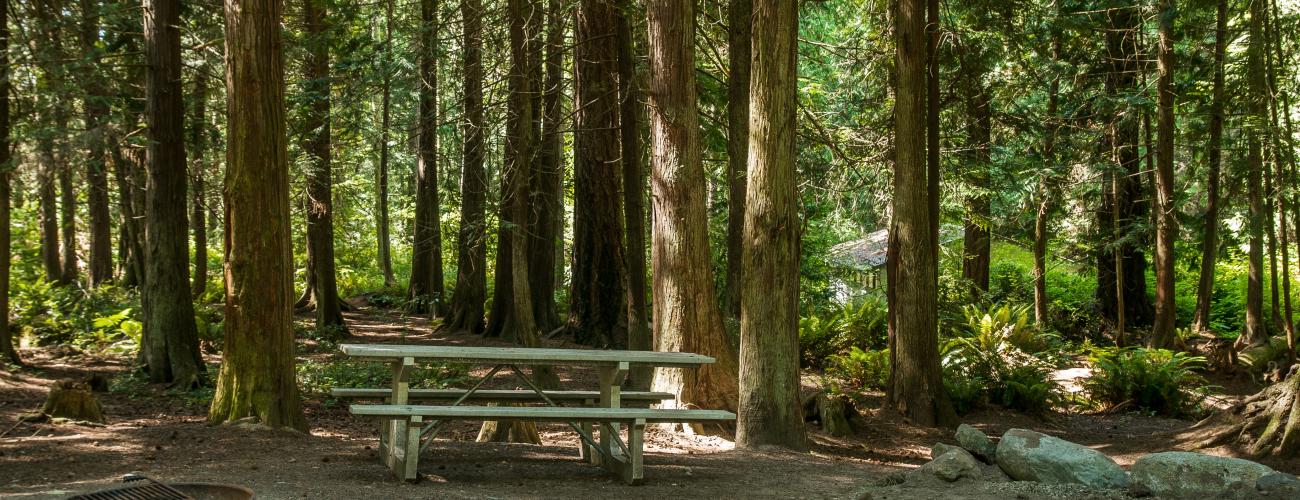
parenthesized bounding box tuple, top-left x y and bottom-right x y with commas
(1083, 347, 1211, 417)
(941, 302, 1061, 414)
(826, 347, 889, 391)
(12, 280, 142, 353)
(798, 296, 888, 367)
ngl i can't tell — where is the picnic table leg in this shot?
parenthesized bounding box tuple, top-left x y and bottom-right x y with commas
(620, 418, 646, 485)
(596, 362, 629, 469)
(402, 415, 424, 482)
(383, 357, 415, 477)
(580, 398, 596, 462)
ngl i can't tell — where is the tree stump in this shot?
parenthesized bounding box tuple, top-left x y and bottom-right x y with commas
(41, 380, 105, 423)
(1194, 365, 1300, 458)
(476, 403, 542, 444)
(803, 390, 854, 437)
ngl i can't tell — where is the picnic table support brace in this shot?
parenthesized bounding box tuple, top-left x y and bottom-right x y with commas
(381, 357, 415, 478)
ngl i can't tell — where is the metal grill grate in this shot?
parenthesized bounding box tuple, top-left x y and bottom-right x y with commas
(69, 475, 193, 500)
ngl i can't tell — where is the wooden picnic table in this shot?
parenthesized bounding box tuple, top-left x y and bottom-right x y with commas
(335, 343, 735, 484)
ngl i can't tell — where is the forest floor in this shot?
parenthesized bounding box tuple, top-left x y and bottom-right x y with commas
(2, 302, 1298, 499)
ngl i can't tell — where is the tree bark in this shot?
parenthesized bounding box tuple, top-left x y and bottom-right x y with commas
(618, 1, 651, 390)
(209, 0, 308, 431)
(1148, 0, 1177, 349)
(1033, 34, 1061, 327)
(1243, 0, 1267, 346)
(190, 67, 209, 299)
(407, 0, 445, 317)
(1263, 1, 1295, 351)
(960, 47, 991, 295)
(39, 149, 61, 283)
(1270, 0, 1299, 359)
(527, 0, 565, 333)
(645, 0, 741, 420)
(302, 0, 347, 332)
(80, 0, 112, 287)
(723, 0, 751, 320)
(0, 0, 18, 366)
(735, 0, 804, 449)
(442, 0, 488, 335)
(888, 0, 956, 428)
(143, 0, 204, 387)
(1192, 0, 1226, 336)
(59, 148, 77, 285)
(35, 0, 64, 285)
(569, 0, 628, 348)
(376, 0, 397, 289)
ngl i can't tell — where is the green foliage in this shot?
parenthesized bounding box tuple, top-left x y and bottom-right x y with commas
(798, 296, 889, 367)
(1083, 347, 1210, 418)
(296, 358, 470, 397)
(12, 281, 142, 353)
(365, 284, 410, 309)
(826, 347, 889, 392)
(942, 302, 1060, 414)
(955, 303, 1047, 353)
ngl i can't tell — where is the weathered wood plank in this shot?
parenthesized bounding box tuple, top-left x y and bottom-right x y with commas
(331, 388, 674, 402)
(339, 344, 714, 367)
(349, 405, 736, 423)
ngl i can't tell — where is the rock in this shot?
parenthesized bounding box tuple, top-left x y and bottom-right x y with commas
(919, 448, 981, 482)
(995, 428, 1128, 489)
(1130, 451, 1273, 499)
(1257, 472, 1300, 497)
(930, 442, 961, 459)
(955, 424, 997, 462)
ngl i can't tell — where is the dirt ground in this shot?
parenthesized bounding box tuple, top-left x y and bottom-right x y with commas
(2, 306, 1297, 499)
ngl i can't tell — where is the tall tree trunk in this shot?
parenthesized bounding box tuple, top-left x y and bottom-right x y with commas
(925, 0, 940, 268)
(376, 0, 397, 289)
(723, 0, 751, 320)
(39, 150, 61, 283)
(443, 0, 488, 335)
(568, 0, 627, 348)
(528, 0, 565, 333)
(59, 149, 77, 285)
(112, 143, 147, 288)
(1243, 0, 1267, 346)
(1192, 0, 1226, 335)
(645, 0, 740, 419)
(1149, 0, 1177, 349)
(1271, 0, 1299, 359)
(1263, 1, 1295, 349)
(888, 0, 955, 428)
(210, 0, 308, 431)
(1033, 34, 1061, 327)
(408, 0, 446, 317)
(0, 0, 19, 366)
(960, 49, 991, 295)
(735, 0, 804, 449)
(1096, 4, 1152, 332)
(302, 0, 347, 332)
(618, 1, 650, 389)
(36, 0, 65, 285)
(190, 67, 209, 299)
(143, 0, 204, 387)
(81, 0, 112, 287)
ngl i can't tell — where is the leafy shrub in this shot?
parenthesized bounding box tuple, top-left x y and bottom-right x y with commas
(12, 281, 142, 353)
(956, 303, 1048, 353)
(296, 358, 470, 396)
(365, 285, 409, 309)
(826, 347, 889, 391)
(1083, 347, 1210, 417)
(798, 296, 888, 367)
(987, 261, 1033, 305)
(942, 302, 1060, 414)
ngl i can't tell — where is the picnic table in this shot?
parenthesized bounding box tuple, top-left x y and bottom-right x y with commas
(334, 344, 736, 484)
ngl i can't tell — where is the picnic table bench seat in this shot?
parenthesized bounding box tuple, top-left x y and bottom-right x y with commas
(331, 388, 675, 404)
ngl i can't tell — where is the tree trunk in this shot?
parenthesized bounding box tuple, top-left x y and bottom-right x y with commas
(80, 0, 112, 287)
(302, 0, 347, 332)
(1096, 5, 1152, 332)
(888, 0, 956, 428)
(190, 67, 209, 299)
(143, 0, 204, 387)
(442, 0, 488, 335)
(960, 48, 991, 296)
(1148, 0, 1177, 349)
(112, 143, 147, 288)
(735, 0, 804, 449)
(569, 0, 627, 349)
(1192, 0, 1226, 336)
(407, 0, 445, 318)
(1271, 0, 1299, 359)
(39, 150, 61, 283)
(210, 0, 308, 431)
(1263, 2, 1295, 351)
(723, 0, 751, 320)
(1243, 0, 1267, 346)
(1033, 35, 1061, 327)
(925, 0, 940, 268)
(645, 0, 741, 421)
(376, 0, 397, 289)
(35, 0, 65, 285)
(0, 0, 17, 366)
(617, 2, 651, 390)
(59, 153, 77, 285)
(527, 0, 565, 333)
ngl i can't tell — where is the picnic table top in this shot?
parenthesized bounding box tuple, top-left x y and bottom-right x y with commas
(338, 344, 716, 368)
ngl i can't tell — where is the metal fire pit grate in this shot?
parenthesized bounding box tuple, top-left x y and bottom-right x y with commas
(68, 474, 254, 500)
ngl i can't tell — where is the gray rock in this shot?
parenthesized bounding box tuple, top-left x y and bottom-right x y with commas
(1256, 472, 1300, 497)
(1130, 451, 1274, 499)
(994, 428, 1129, 489)
(955, 424, 997, 461)
(931, 442, 961, 459)
(920, 448, 982, 482)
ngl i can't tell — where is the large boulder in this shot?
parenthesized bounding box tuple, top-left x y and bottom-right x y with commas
(919, 448, 982, 482)
(1130, 452, 1274, 499)
(994, 428, 1128, 489)
(955, 424, 997, 462)
(1256, 472, 1300, 497)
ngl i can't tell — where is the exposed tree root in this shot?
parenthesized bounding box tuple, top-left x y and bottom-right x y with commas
(1193, 365, 1300, 458)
